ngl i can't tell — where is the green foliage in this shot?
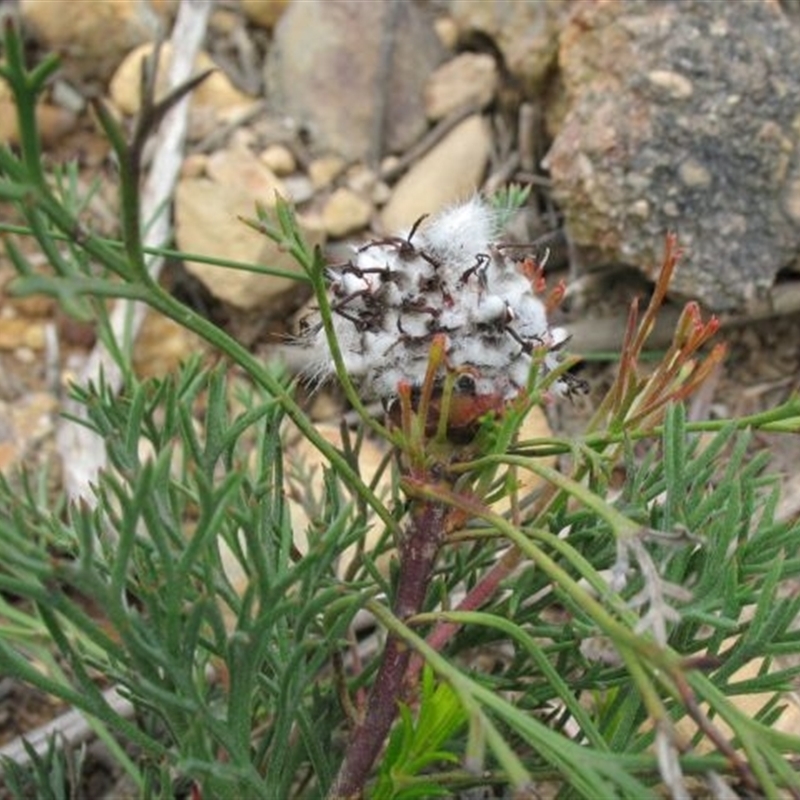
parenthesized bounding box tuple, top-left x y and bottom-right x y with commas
(0, 361, 373, 798)
(488, 182, 532, 230)
(372, 668, 466, 799)
(1, 738, 85, 800)
(2, 20, 800, 800)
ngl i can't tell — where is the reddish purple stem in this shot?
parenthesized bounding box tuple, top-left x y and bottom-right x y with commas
(327, 501, 447, 799)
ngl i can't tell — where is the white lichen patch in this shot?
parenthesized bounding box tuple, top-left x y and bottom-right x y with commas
(304, 197, 575, 405)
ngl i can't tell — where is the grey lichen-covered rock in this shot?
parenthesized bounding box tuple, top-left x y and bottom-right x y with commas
(543, 0, 800, 310)
(265, 0, 445, 163)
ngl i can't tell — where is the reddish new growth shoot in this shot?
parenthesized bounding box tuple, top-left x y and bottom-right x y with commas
(590, 233, 726, 433)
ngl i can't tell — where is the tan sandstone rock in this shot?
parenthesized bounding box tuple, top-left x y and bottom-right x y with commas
(380, 114, 491, 232)
(109, 42, 256, 139)
(20, 0, 162, 84)
(175, 145, 324, 310)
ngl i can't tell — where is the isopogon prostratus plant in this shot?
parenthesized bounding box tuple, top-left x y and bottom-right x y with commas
(305, 196, 578, 435)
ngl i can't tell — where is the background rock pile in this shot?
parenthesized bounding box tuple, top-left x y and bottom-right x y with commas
(10, 0, 800, 316)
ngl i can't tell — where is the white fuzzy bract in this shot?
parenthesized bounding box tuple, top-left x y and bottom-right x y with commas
(305, 197, 568, 403)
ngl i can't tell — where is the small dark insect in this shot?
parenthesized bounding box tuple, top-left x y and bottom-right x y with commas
(561, 371, 590, 398)
(454, 373, 477, 395)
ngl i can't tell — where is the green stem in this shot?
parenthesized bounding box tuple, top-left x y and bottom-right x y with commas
(403, 478, 668, 662)
(0, 637, 167, 759)
(0, 22, 58, 185)
(0, 221, 312, 283)
(143, 285, 400, 536)
(451, 455, 642, 539)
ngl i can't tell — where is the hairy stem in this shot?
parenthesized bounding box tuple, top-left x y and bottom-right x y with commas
(328, 500, 448, 799)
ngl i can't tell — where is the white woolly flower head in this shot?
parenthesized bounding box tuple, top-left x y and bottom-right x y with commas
(304, 197, 579, 424)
